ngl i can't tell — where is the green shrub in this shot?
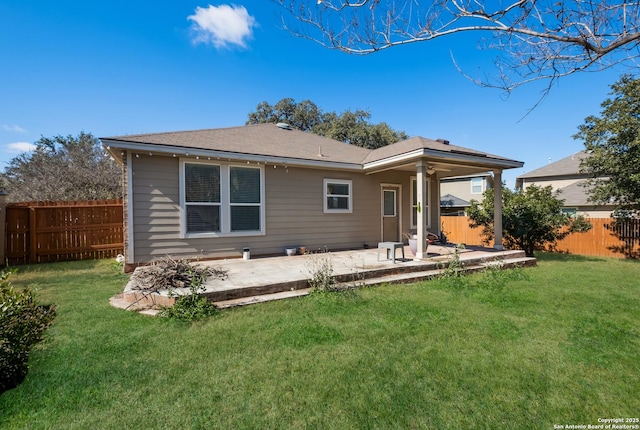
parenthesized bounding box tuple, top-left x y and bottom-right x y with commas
(158, 294, 219, 321)
(1, 269, 56, 393)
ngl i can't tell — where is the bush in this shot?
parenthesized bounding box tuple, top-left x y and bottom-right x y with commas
(158, 294, 219, 321)
(306, 251, 337, 292)
(1, 269, 56, 393)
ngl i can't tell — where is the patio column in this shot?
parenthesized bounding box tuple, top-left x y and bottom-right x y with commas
(415, 161, 428, 259)
(493, 169, 504, 250)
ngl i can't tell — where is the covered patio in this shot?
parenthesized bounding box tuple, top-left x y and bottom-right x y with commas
(362, 137, 523, 259)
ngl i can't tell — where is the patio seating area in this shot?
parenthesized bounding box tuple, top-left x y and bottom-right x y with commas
(114, 244, 536, 313)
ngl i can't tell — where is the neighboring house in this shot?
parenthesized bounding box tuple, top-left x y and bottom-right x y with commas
(102, 123, 523, 269)
(516, 151, 614, 218)
(440, 194, 471, 216)
(440, 173, 493, 215)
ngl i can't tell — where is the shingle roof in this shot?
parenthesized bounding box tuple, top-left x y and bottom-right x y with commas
(517, 151, 589, 179)
(103, 123, 371, 165)
(102, 123, 522, 169)
(440, 194, 471, 208)
(556, 181, 592, 206)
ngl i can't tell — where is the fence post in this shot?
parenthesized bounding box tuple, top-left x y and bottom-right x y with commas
(0, 191, 6, 267)
(29, 207, 37, 264)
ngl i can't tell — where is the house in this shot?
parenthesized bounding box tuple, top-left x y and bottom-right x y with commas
(515, 151, 614, 218)
(440, 194, 472, 216)
(440, 172, 493, 216)
(102, 123, 524, 270)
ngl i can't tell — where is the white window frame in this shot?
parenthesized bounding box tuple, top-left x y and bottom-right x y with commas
(410, 176, 431, 229)
(180, 159, 265, 238)
(324, 179, 353, 213)
(471, 177, 484, 194)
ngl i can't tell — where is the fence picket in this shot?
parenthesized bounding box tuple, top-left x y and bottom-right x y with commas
(441, 216, 640, 259)
(5, 199, 124, 265)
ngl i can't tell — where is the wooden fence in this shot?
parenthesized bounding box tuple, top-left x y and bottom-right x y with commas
(3, 199, 124, 265)
(1, 198, 638, 265)
(441, 216, 486, 247)
(441, 216, 640, 259)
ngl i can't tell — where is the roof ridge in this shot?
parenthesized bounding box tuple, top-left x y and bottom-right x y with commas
(517, 150, 588, 179)
(104, 123, 270, 140)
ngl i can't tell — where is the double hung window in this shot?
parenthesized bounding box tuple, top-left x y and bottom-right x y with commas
(185, 164, 221, 233)
(182, 161, 264, 236)
(471, 177, 484, 194)
(229, 166, 261, 231)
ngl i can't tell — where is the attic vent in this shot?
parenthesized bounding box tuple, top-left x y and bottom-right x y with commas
(276, 122, 292, 130)
(436, 138, 450, 145)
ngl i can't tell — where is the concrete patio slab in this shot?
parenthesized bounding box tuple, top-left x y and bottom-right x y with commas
(114, 244, 536, 312)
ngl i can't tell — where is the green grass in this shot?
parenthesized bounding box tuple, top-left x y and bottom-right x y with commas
(1, 254, 639, 429)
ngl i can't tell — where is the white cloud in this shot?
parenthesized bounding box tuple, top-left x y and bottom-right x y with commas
(2, 124, 27, 133)
(188, 4, 257, 49)
(8, 142, 37, 153)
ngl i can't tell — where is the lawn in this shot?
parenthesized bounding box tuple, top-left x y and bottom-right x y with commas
(1, 254, 639, 429)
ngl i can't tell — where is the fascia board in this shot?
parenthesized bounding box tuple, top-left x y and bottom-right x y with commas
(100, 139, 363, 172)
(363, 148, 523, 171)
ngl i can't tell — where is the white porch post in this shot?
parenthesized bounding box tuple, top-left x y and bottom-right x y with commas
(415, 161, 428, 259)
(493, 169, 504, 250)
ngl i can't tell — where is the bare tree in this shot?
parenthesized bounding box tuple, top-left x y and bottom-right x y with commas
(276, 1, 640, 93)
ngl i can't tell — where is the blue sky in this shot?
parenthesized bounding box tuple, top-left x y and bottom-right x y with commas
(0, 1, 627, 187)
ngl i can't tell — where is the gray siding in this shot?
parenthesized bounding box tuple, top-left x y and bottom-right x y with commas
(440, 176, 489, 202)
(130, 155, 415, 262)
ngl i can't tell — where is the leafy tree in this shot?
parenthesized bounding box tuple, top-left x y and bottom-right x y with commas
(0, 132, 122, 202)
(467, 185, 592, 257)
(246, 98, 407, 149)
(313, 109, 407, 149)
(574, 74, 640, 217)
(277, 1, 640, 94)
(247, 98, 324, 132)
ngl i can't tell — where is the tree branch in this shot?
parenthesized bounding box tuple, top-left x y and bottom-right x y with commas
(276, 0, 640, 92)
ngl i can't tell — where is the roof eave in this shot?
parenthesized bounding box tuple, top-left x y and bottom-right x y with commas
(362, 148, 523, 172)
(100, 139, 364, 172)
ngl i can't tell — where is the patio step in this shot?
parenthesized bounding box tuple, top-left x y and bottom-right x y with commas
(214, 288, 311, 309)
(213, 255, 535, 308)
(335, 256, 535, 289)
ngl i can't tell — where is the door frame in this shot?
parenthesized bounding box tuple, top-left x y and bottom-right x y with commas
(380, 183, 403, 242)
